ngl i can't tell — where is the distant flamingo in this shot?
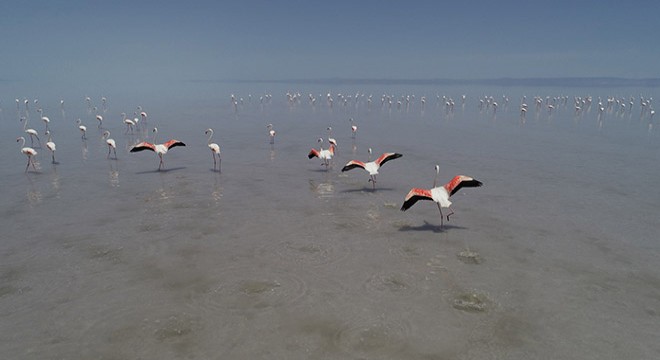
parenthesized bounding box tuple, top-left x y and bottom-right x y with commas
(37, 108, 50, 132)
(45, 131, 57, 164)
(308, 138, 335, 168)
(20, 116, 41, 147)
(16, 136, 38, 172)
(130, 127, 185, 170)
(42, 116, 50, 132)
(401, 165, 482, 227)
(121, 112, 136, 133)
(266, 123, 275, 144)
(76, 119, 87, 140)
(341, 148, 402, 189)
(102, 131, 117, 159)
(140, 111, 148, 122)
(349, 118, 358, 139)
(96, 114, 103, 128)
(326, 126, 338, 147)
(205, 128, 221, 172)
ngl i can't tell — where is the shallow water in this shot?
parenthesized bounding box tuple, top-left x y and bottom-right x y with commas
(2, 84, 660, 359)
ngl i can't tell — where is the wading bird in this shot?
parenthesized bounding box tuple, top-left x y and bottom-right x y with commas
(205, 128, 221, 171)
(122, 112, 136, 133)
(308, 137, 335, 168)
(401, 165, 482, 227)
(130, 127, 185, 170)
(266, 123, 276, 144)
(349, 118, 358, 139)
(45, 131, 57, 164)
(20, 116, 41, 147)
(102, 131, 117, 159)
(341, 148, 402, 189)
(17, 136, 38, 172)
(326, 126, 337, 147)
(76, 119, 87, 140)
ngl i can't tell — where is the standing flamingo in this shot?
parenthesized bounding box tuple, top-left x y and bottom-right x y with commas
(122, 112, 136, 133)
(308, 138, 335, 168)
(17, 137, 38, 172)
(45, 131, 57, 164)
(20, 116, 41, 147)
(102, 131, 117, 159)
(341, 148, 402, 189)
(96, 114, 104, 128)
(76, 118, 87, 140)
(205, 128, 221, 172)
(266, 123, 275, 144)
(326, 126, 338, 147)
(130, 127, 185, 170)
(400, 165, 482, 227)
(349, 118, 358, 139)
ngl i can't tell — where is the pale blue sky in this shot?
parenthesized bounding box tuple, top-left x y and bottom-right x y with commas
(2, 0, 659, 94)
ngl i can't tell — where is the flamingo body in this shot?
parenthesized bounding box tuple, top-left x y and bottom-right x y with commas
(130, 138, 186, 170)
(45, 131, 56, 163)
(342, 151, 402, 189)
(401, 171, 482, 227)
(17, 137, 38, 172)
(205, 128, 221, 171)
(308, 142, 335, 167)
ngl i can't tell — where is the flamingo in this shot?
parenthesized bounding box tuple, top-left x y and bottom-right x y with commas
(341, 148, 402, 189)
(130, 127, 185, 170)
(37, 108, 50, 132)
(45, 131, 57, 164)
(16, 137, 38, 172)
(349, 118, 358, 139)
(121, 112, 136, 133)
(326, 126, 338, 147)
(102, 131, 117, 159)
(20, 116, 41, 147)
(205, 128, 221, 172)
(42, 116, 50, 132)
(96, 114, 103, 128)
(308, 137, 335, 168)
(140, 111, 148, 122)
(266, 123, 275, 144)
(76, 118, 87, 140)
(400, 165, 482, 227)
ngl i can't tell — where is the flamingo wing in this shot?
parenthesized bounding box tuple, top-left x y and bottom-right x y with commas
(130, 142, 156, 152)
(308, 148, 320, 159)
(163, 139, 186, 149)
(341, 160, 366, 172)
(444, 175, 483, 196)
(375, 152, 402, 167)
(400, 188, 433, 211)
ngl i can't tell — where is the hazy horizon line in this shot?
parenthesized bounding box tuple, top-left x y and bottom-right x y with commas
(189, 77, 660, 87)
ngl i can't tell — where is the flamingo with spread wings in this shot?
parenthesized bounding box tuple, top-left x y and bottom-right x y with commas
(401, 165, 482, 227)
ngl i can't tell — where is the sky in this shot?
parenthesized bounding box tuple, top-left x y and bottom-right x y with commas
(2, 0, 660, 96)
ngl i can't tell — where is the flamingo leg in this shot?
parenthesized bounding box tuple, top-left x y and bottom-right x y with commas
(369, 175, 376, 189)
(25, 158, 31, 173)
(52, 153, 56, 164)
(446, 207, 455, 221)
(211, 152, 217, 170)
(158, 154, 164, 170)
(218, 156, 222, 173)
(107, 147, 111, 158)
(436, 203, 444, 228)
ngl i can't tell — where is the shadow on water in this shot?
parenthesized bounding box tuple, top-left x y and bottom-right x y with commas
(341, 187, 397, 193)
(308, 167, 334, 173)
(398, 220, 466, 233)
(135, 166, 187, 175)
